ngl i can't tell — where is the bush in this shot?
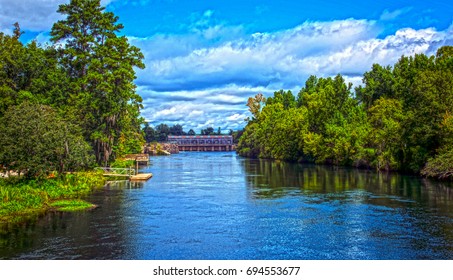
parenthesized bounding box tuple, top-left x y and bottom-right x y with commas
(421, 149, 453, 180)
(0, 102, 94, 178)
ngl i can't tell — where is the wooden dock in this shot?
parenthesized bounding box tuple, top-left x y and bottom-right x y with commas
(130, 173, 153, 181)
(95, 167, 153, 181)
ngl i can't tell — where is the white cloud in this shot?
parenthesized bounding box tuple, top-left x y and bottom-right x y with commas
(135, 19, 453, 129)
(380, 7, 413, 21)
(0, 0, 115, 32)
(0, 0, 63, 31)
(138, 18, 439, 94)
(138, 84, 267, 131)
(34, 32, 53, 45)
(226, 113, 247, 121)
(136, 19, 380, 91)
(203, 10, 214, 18)
(0, 26, 12, 35)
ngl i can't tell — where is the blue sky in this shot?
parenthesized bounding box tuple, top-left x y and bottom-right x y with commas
(1, 0, 452, 132)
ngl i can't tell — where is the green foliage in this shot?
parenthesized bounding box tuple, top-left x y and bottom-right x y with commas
(421, 149, 453, 180)
(50, 0, 145, 166)
(238, 91, 309, 161)
(367, 98, 405, 170)
(0, 172, 105, 221)
(0, 102, 94, 178)
(0, 1, 146, 174)
(421, 112, 453, 179)
(239, 46, 453, 179)
(237, 122, 260, 158)
(155, 123, 170, 141)
(170, 124, 185, 135)
(355, 64, 394, 109)
(201, 127, 215, 135)
(49, 199, 95, 211)
(110, 159, 134, 169)
(266, 90, 296, 109)
(0, 29, 69, 117)
(143, 123, 156, 142)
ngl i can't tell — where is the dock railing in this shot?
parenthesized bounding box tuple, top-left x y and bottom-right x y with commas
(94, 167, 136, 177)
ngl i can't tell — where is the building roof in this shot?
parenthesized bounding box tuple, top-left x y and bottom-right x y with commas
(167, 135, 232, 139)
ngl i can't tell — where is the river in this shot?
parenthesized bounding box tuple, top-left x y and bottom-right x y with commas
(1, 152, 452, 259)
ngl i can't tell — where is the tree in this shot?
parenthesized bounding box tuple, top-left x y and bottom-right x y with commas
(267, 106, 309, 161)
(266, 90, 296, 109)
(238, 46, 453, 179)
(232, 129, 243, 144)
(155, 123, 170, 141)
(355, 64, 394, 109)
(367, 98, 405, 170)
(421, 112, 453, 179)
(0, 102, 93, 178)
(246, 93, 266, 120)
(50, 0, 145, 166)
(0, 30, 26, 116)
(169, 124, 184, 135)
(201, 127, 214, 135)
(303, 105, 370, 165)
(237, 122, 260, 158)
(1, 26, 71, 117)
(187, 129, 196, 135)
(297, 75, 318, 107)
(143, 123, 156, 143)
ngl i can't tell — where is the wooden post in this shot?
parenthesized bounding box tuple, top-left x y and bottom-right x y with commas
(135, 158, 138, 175)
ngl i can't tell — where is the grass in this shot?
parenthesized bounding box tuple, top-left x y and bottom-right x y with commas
(49, 199, 96, 211)
(0, 172, 106, 223)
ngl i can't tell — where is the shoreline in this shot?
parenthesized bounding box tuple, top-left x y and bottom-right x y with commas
(237, 154, 453, 182)
(0, 172, 107, 224)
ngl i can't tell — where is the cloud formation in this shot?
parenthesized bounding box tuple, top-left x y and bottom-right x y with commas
(135, 17, 453, 130)
(0, 0, 114, 32)
(380, 7, 413, 21)
(139, 84, 264, 131)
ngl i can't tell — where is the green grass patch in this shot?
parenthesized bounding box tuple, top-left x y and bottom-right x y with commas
(50, 199, 96, 211)
(0, 172, 106, 223)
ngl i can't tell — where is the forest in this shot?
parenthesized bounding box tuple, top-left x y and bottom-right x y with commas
(0, 0, 144, 178)
(237, 46, 453, 180)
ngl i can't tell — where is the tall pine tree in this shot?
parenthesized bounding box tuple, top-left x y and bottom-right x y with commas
(50, 0, 145, 166)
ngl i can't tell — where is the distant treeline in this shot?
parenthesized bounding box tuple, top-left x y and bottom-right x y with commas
(0, 0, 144, 178)
(143, 123, 243, 143)
(237, 46, 453, 180)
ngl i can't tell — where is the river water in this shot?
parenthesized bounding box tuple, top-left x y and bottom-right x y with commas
(1, 152, 452, 259)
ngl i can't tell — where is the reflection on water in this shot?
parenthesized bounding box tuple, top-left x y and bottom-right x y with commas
(243, 159, 453, 209)
(1, 152, 452, 259)
(242, 159, 453, 259)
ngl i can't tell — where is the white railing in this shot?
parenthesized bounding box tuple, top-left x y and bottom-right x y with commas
(94, 167, 136, 176)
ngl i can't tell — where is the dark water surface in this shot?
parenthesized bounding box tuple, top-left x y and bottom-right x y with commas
(1, 152, 452, 259)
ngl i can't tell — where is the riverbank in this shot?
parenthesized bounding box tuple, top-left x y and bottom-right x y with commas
(0, 172, 106, 223)
(145, 142, 179, 155)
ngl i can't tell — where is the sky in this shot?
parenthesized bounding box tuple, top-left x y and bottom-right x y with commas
(1, 0, 453, 132)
